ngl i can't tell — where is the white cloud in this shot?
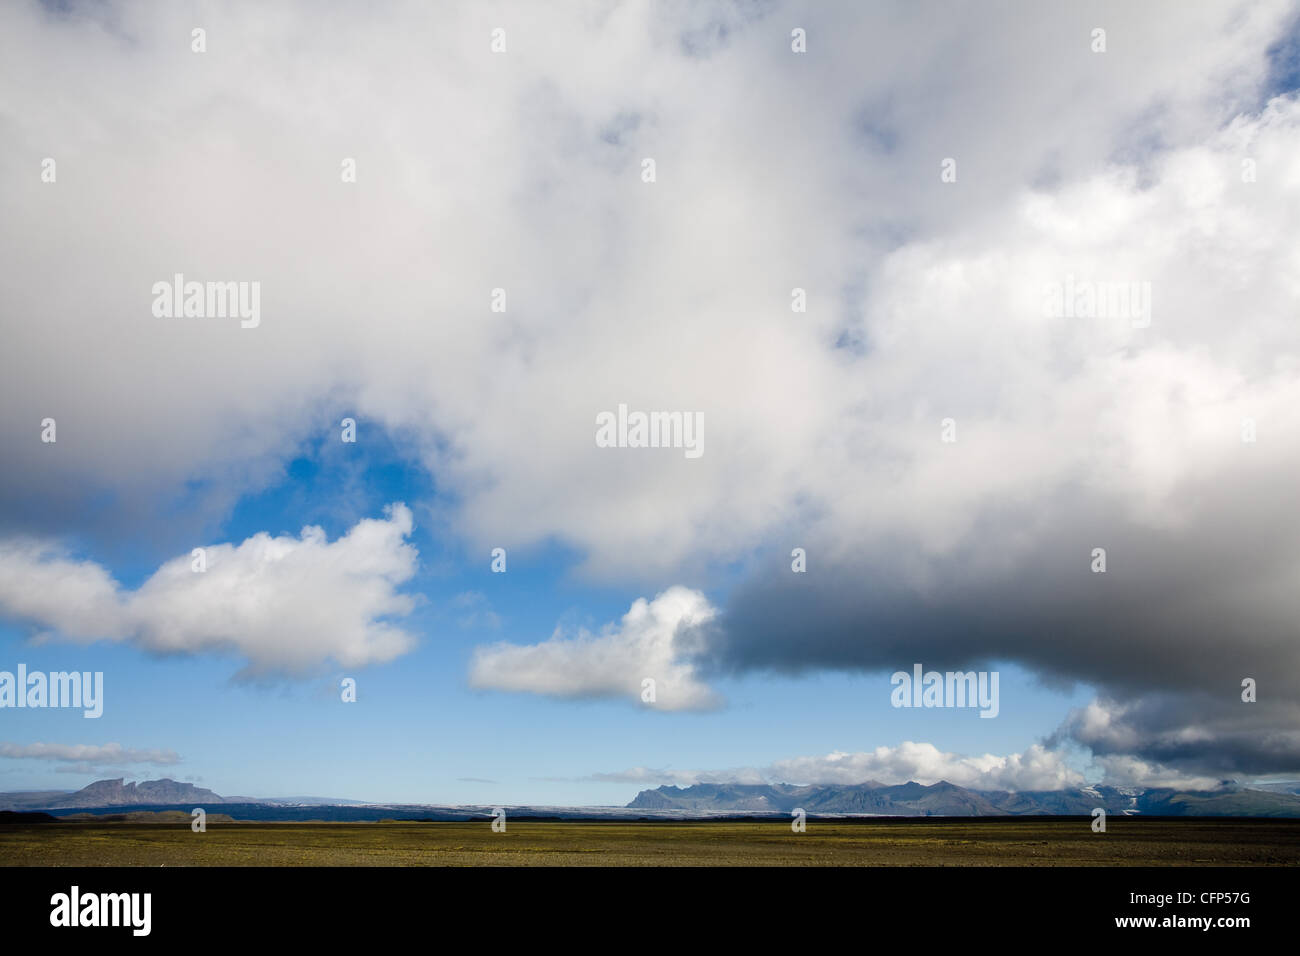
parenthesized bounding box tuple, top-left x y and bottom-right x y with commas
(0, 504, 418, 677)
(595, 741, 1084, 791)
(767, 743, 1083, 791)
(1090, 755, 1221, 791)
(0, 742, 179, 765)
(469, 586, 720, 711)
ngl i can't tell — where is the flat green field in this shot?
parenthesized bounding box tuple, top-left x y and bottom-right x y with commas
(2, 819, 1298, 866)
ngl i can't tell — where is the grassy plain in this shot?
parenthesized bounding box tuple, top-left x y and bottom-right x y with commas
(2, 818, 1298, 866)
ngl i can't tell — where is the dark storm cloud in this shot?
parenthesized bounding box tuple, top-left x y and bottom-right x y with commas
(701, 465, 1300, 776)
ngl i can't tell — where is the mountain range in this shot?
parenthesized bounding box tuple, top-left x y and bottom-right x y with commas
(5, 777, 1300, 817)
(626, 780, 1300, 817)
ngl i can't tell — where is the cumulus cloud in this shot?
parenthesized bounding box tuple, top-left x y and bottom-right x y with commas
(1088, 755, 1222, 791)
(1053, 696, 1300, 783)
(469, 586, 720, 711)
(0, 742, 179, 765)
(0, 504, 418, 676)
(593, 741, 1084, 792)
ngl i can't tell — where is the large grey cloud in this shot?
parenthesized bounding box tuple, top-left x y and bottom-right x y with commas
(1, 0, 1289, 562)
(693, 86, 1300, 778)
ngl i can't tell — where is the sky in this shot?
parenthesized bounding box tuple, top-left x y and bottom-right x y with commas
(2, 0, 1300, 805)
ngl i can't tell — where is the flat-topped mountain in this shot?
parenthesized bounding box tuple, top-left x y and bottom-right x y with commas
(0, 778, 226, 810)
